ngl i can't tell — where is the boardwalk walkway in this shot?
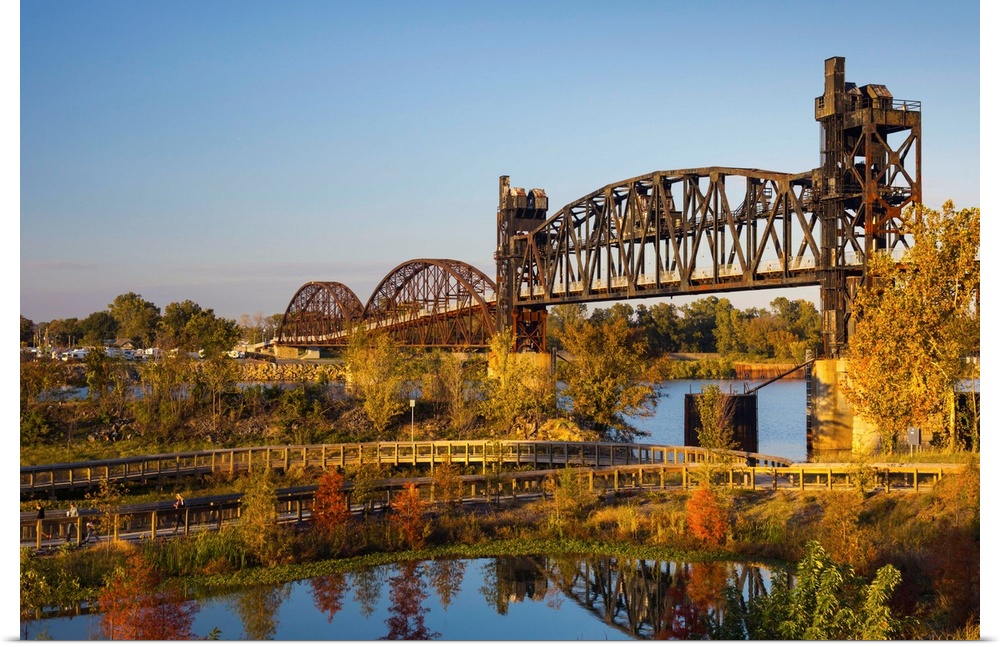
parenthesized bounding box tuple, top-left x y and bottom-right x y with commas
(21, 455, 961, 551)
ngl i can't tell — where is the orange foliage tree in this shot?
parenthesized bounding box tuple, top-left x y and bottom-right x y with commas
(685, 485, 726, 548)
(312, 470, 351, 533)
(98, 551, 199, 640)
(391, 482, 428, 549)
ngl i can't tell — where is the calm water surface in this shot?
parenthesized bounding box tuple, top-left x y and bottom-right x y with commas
(636, 379, 807, 462)
(23, 556, 774, 640)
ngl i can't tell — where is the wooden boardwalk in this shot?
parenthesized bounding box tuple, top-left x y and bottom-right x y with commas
(20, 441, 791, 497)
(20, 459, 961, 551)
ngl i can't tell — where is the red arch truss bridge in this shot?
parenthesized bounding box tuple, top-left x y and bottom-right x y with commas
(276, 259, 497, 350)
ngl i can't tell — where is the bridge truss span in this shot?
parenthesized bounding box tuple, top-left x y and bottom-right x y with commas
(363, 258, 498, 348)
(507, 167, 823, 308)
(275, 281, 364, 345)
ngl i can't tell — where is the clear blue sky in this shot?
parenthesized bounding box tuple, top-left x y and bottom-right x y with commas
(18, 0, 981, 323)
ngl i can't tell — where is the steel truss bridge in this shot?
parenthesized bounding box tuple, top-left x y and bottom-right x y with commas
(276, 57, 921, 358)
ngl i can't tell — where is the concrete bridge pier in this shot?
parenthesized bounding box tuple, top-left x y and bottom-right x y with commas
(808, 359, 881, 461)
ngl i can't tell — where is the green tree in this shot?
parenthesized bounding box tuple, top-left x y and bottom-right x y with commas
(422, 351, 482, 436)
(183, 309, 241, 357)
(20, 315, 35, 345)
(558, 316, 656, 442)
(845, 202, 980, 452)
(133, 354, 193, 436)
(46, 317, 82, 347)
(678, 297, 722, 352)
(730, 540, 903, 640)
(271, 383, 329, 445)
(343, 326, 412, 436)
(79, 310, 119, 346)
(109, 292, 160, 347)
(194, 357, 241, 432)
(348, 463, 386, 519)
(84, 477, 130, 550)
(235, 469, 289, 567)
(635, 302, 683, 355)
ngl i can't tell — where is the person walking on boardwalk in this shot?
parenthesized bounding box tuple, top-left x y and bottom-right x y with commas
(173, 493, 185, 532)
(35, 501, 49, 540)
(66, 502, 78, 543)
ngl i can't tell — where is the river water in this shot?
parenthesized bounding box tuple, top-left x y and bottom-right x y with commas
(22, 556, 774, 640)
(635, 379, 807, 462)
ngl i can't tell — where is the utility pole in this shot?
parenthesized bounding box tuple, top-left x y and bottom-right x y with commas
(409, 399, 416, 442)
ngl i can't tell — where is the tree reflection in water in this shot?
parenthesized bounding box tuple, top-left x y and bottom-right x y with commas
(350, 564, 387, 618)
(311, 572, 348, 621)
(227, 582, 291, 640)
(383, 561, 441, 640)
(428, 558, 466, 611)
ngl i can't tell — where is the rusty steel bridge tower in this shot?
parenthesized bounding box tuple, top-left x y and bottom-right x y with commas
(813, 56, 921, 357)
(496, 57, 921, 360)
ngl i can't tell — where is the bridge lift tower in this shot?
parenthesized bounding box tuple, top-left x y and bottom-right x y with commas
(814, 56, 921, 358)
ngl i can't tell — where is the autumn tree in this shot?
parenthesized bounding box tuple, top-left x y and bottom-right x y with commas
(422, 351, 482, 435)
(98, 551, 199, 640)
(845, 202, 980, 452)
(312, 470, 351, 533)
(558, 316, 657, 442)
(685, 485, 727, 548)
(343, 326, 412, 437)
(391, 482, 429, 549)
(544, 467, 597, 537)
(479, 329, 555, 437)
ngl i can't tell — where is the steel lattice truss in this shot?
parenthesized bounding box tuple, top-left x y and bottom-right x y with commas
(363, 259, 496, 348)
(502, 168, 825, 308)
(276, 282, 364, 345)
(276, 259, 497, 349)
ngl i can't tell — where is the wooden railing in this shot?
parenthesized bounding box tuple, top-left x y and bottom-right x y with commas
(20, 461, 961, 550)
(20, 441, 792, 496)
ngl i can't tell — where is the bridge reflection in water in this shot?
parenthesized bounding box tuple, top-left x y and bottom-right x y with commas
(482, 554, 778, 640)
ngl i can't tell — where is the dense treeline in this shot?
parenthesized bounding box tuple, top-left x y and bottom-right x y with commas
(19, 293, 822, 459)
(20, 291, 283, 354)
(548, 295, 822, 363)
